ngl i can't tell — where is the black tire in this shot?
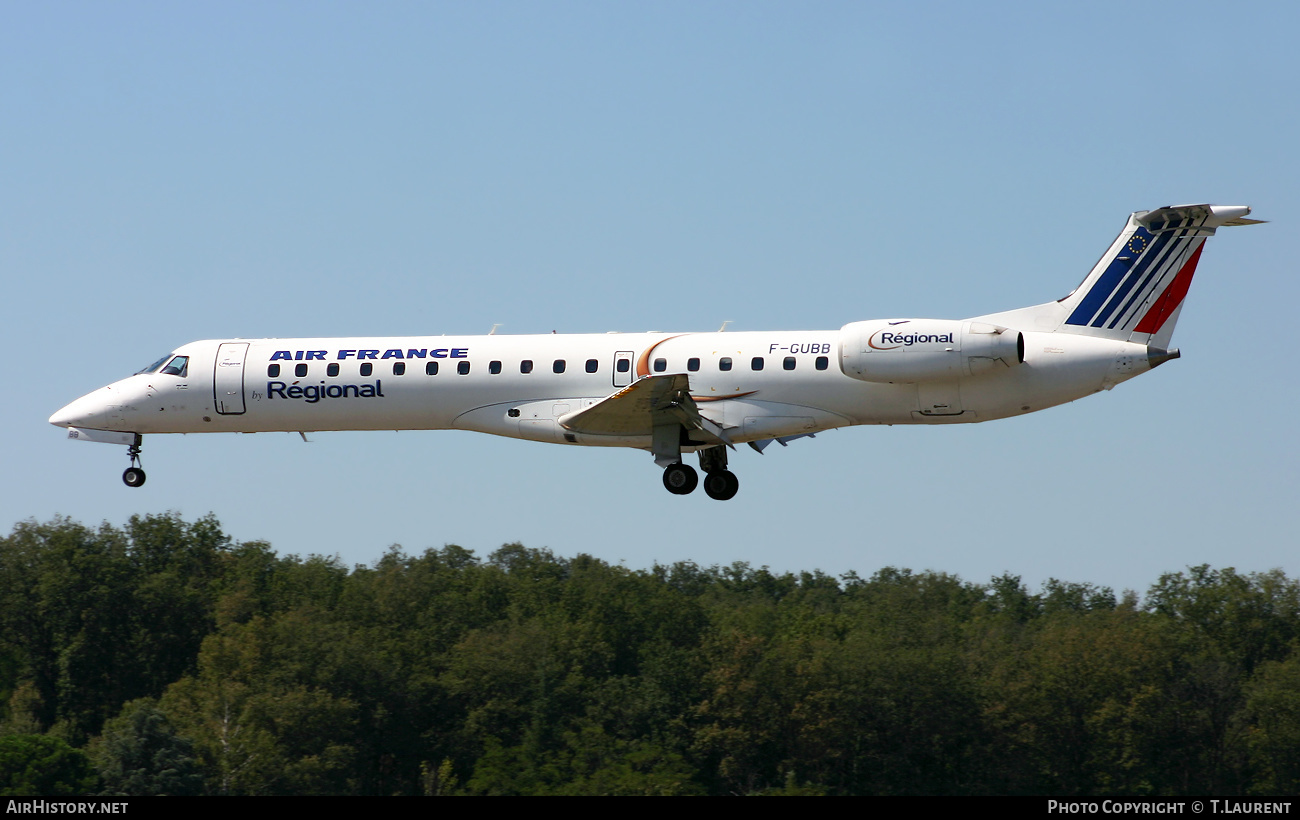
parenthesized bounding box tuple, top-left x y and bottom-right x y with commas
(662, 463, 698, 495)
(122, 467, 146, 488)
(702, 469, 739, 501)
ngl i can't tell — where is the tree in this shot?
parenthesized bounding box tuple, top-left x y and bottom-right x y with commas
(160, 619, 358, 795)
(1245, 651, 1300, 794)
(0, 515, 234, 739)
(1146, 566, 1300, 674)
(0, 734, 95, 796)
(91, 699, 202, 795)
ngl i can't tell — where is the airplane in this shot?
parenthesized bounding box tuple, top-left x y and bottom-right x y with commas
(50, 203, 1261, 500)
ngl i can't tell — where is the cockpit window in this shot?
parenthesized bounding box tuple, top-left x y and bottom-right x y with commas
(160, 356, 189, 377)
(136, 354, 173, 375)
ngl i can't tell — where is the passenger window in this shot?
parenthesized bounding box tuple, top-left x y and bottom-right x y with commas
(616, 359, 630, 373)
(653, 358, 667, 372)
(553, 359, 566, 374)
(393, 362, 406, 376)
(719, 357, 732, 372)
(751, 357, 764, 371)
(783, 357, 796, 371)
(360, 362, 373, 377)
(521, 360, 534, 374)
(458, 361, 471, 375)
(327, 363, 340, 377)
(426, 361, 439, 375)
(815, 356, 829, 371)
(490, 361, 502, 375)
(687, 358, 700, 372)
(295, 363, 308, 378)
(268, 364, 280, 378)
(160, 356, 189, 377)
(585, 359, 598, 373)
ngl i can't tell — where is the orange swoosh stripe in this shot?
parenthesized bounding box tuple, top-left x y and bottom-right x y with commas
(635, 334, 689, 377)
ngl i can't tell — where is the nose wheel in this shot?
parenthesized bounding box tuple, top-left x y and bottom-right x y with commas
(122, 435, 146, 488)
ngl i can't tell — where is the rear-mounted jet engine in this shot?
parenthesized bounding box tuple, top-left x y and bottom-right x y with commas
(839, 320, 1024, 383)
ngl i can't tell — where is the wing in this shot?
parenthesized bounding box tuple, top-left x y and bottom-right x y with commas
(558, 374, 734, 447)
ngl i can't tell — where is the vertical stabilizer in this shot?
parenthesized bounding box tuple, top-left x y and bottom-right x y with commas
(975, 204, 1260, 347)
(1057, 204, 1257, 348)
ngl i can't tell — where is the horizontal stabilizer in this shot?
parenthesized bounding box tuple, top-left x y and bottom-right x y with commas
(1136, 204, 1262, 231)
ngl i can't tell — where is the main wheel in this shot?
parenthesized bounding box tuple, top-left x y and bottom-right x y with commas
(662, 463, 698, 495)
(702, 469, 739, 501)
(122, 467, 147, 488)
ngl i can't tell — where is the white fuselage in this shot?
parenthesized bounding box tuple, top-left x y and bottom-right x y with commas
(49, 326, 1152, 450)
(48, 203, 1254, 496)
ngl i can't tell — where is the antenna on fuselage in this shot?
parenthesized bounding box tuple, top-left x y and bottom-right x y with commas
(718, 320, 733, 332)
(489, 324, 502, 335)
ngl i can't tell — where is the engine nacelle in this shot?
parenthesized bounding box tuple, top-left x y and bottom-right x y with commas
(839, 319, 1024, 383)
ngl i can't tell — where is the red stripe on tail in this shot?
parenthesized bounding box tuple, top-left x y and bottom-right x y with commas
(1132, 242, 1204, 335)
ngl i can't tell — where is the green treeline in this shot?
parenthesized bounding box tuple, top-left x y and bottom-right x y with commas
(1, 514, 1298, 796)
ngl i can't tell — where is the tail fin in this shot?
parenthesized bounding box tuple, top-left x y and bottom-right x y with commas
(975, 204, 1261, 349)
(1058, 204, 1260, 348)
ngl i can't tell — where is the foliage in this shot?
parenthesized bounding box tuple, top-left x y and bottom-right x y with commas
(1, 515, 1297, 795)
(0, 734, 95, 796)
(90, 699, 202, 795)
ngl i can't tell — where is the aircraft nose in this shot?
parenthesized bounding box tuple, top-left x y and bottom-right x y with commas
(49, 389, 118, 429)
(50, 395, 97, 428)
(49, 403, 77, 428)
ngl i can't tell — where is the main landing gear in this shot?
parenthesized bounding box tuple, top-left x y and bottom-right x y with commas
(122, 434, 145, 488)
(661, 446, 740, 501)
(662, 463, 698, 495)
(702, 469, 740, 501)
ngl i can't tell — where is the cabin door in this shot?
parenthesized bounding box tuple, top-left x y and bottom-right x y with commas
(214, 343, 249, 415)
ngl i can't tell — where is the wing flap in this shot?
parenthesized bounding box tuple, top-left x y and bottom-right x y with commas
(558, 374, 733, 447)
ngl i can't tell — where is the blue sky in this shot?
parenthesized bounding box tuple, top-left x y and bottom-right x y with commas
(5, 2, 1297, 595)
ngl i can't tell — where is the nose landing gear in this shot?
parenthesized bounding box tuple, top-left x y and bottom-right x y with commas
(122, 435, 146, 488)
